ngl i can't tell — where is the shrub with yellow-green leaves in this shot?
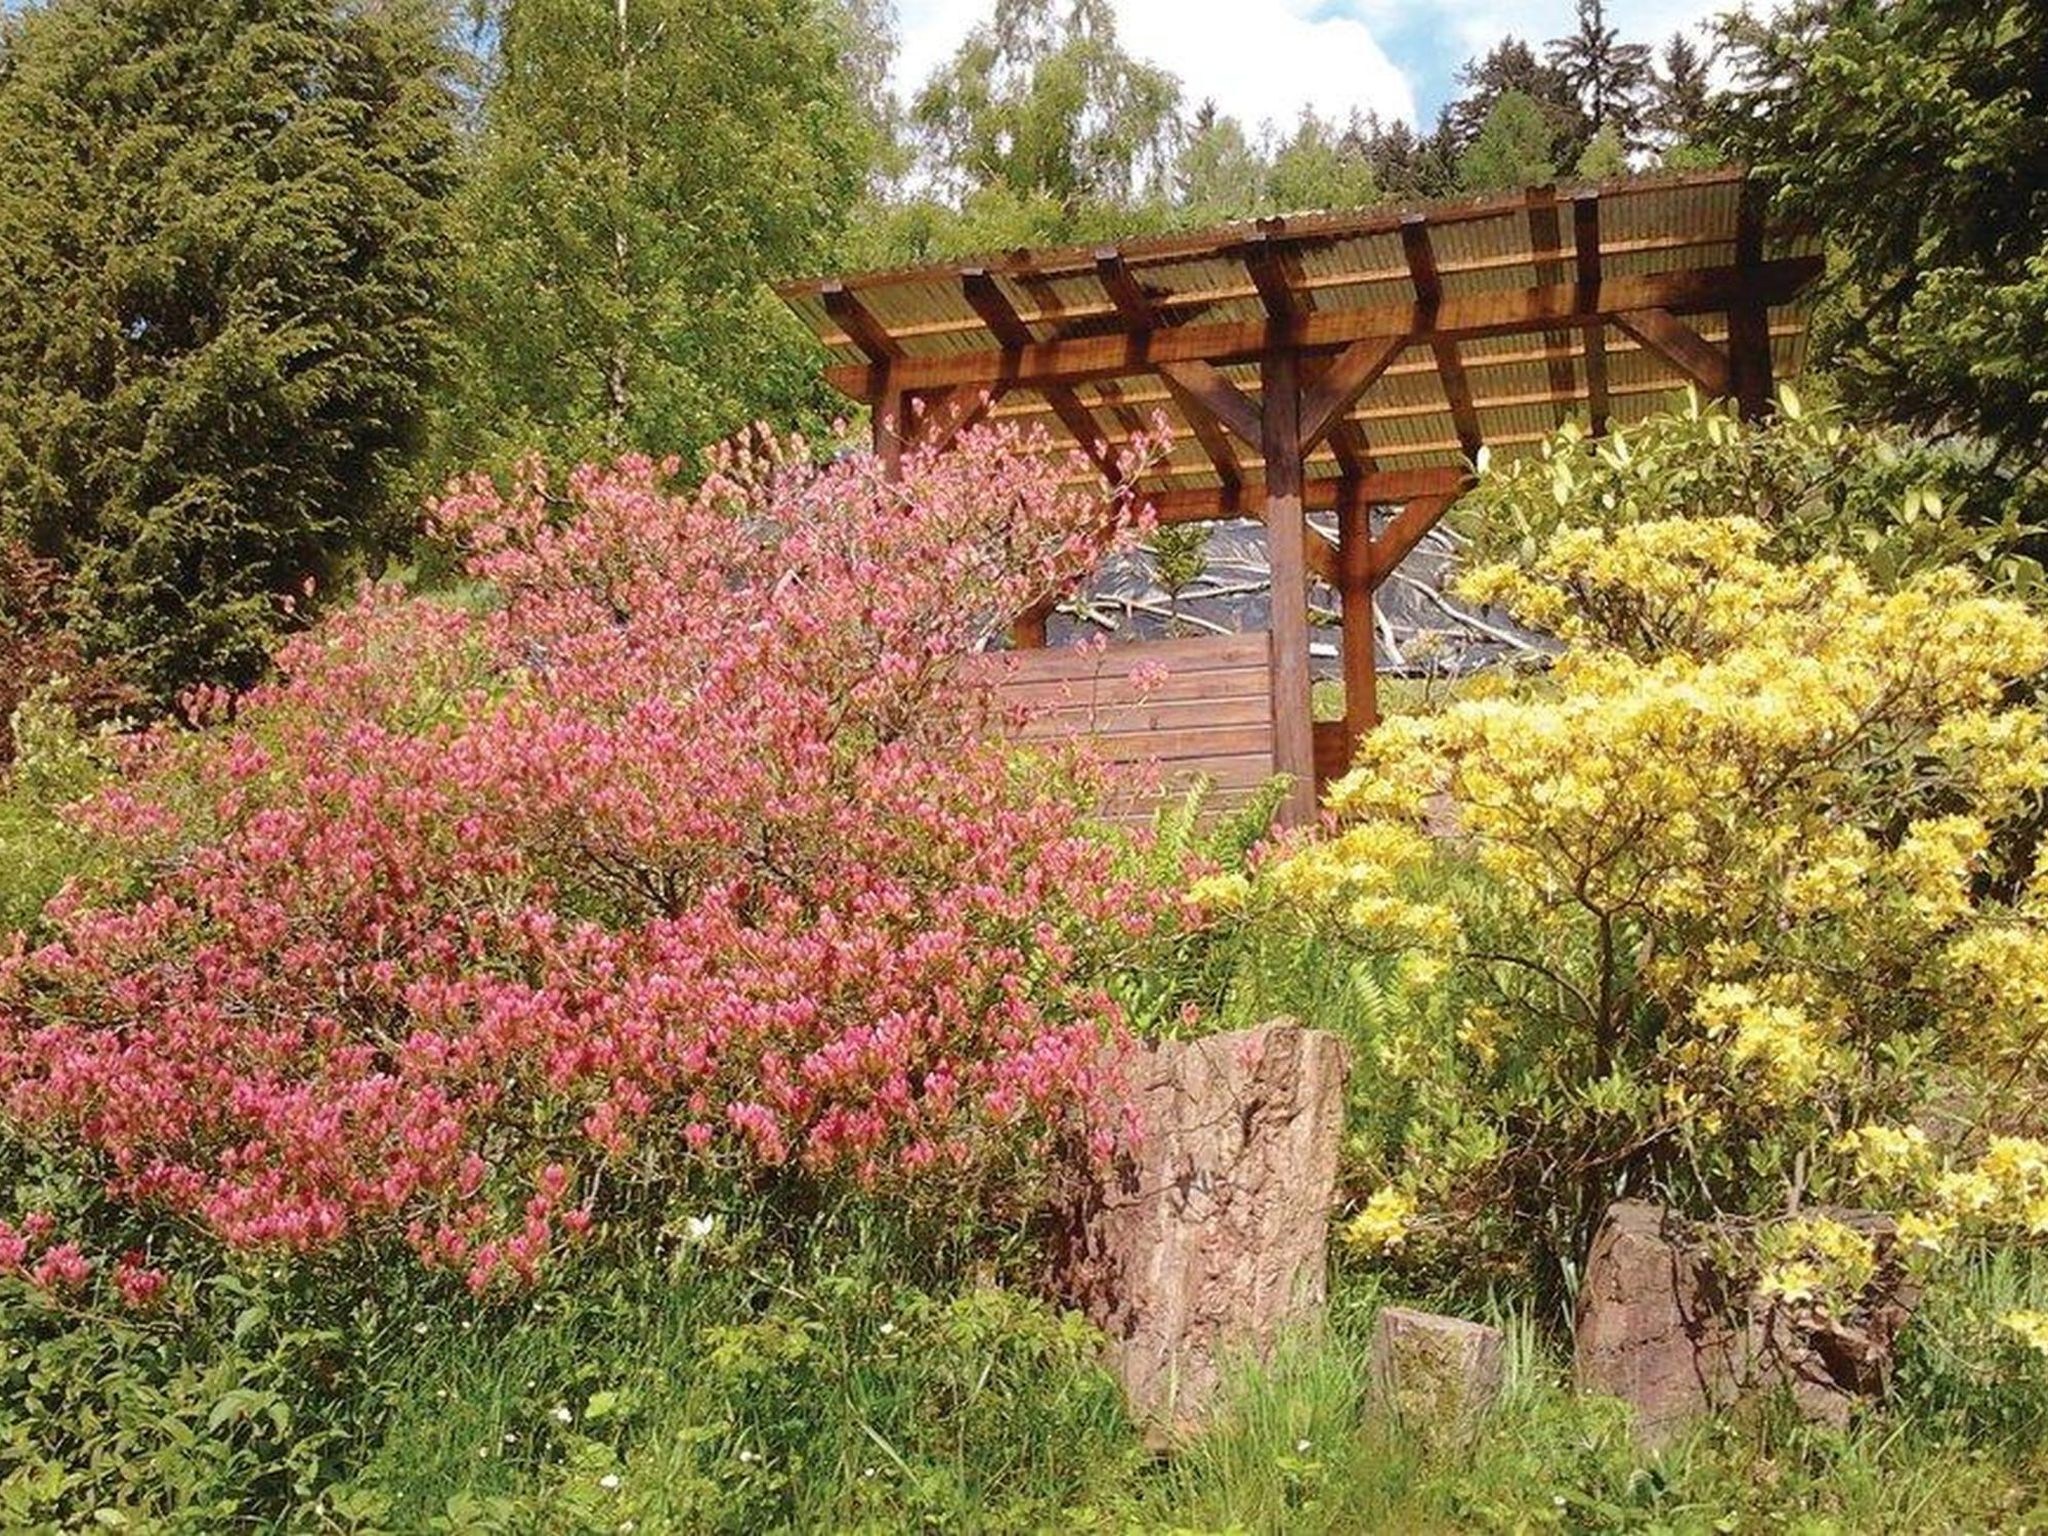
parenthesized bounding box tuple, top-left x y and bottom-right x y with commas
(1201, 449, 2048, 1304)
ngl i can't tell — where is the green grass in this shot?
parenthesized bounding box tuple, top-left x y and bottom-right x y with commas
(2, 1194, 2045, 1531)
(315, 1243, 2048, 1534)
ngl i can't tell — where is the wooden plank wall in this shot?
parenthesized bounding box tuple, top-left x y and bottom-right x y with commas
(979, 633, 1279, 821)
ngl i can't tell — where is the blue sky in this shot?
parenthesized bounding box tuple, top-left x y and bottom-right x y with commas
(890, 0, 1746, 131)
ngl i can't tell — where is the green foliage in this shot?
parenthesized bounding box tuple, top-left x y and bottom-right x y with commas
(0, 0, 462, 703)
(1573, 123, 1628, 180)
(1265, 112, 1379, 214)
(1457, 90, 1559, 192)
(1719, 0, 2048, 493)
(1457, 391, 2045, 597)
(910, 0, 1180, 218)
(0, 691, 113, 938)
(430, 0, 872, 475)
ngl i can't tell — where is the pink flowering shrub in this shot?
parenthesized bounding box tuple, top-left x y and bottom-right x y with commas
(0, 428, 1164, 1289)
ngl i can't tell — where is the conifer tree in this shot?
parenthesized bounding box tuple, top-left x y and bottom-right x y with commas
(0, 0, 461, 701)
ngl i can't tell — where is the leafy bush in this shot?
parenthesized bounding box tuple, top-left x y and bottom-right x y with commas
(0, 428, 1165, 1290)
(1191, 405, 2048, 1305)
(1457, 390, 2044, 595)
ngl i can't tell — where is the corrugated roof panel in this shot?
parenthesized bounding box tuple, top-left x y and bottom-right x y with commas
(778, 169, 1821, 497)
(1431, 207, 1531, 299)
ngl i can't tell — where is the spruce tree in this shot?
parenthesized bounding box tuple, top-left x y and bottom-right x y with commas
(0, 0, 461, 702)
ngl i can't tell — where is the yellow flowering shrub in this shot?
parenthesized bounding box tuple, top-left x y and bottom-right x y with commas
(1224, 406, 2048, 1298)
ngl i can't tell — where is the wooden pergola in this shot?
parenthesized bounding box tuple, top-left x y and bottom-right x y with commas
(778, 169, 1821, 826)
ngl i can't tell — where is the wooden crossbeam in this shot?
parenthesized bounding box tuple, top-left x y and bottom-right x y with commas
(1298, 335, 1404, 452)
(1327, 418, 1376, 478)
(1367, 493, 1460, 587)
(1301, 528, 1340, 586)
(961, 269, 1034, 349)
(1095, 377, 1150, 439)
(914, 385, 1004, 453)
(1044, 387, 1121, 482)
(1157, 360, 1263, 449)
(821, 282, 903, 366)
(1572, 192, 1612, 434)
(1145, 466, 1469, 525)
(1160, 374, 1243, 490)
(1095, 248, 1156, 329)
(823, 257, 1819, 397)
(1402, 218, 1483, 461)
(1243, 230, 1299, 322)
(1612, 309, 1732, 396)
(1527, 188, 1578, 427)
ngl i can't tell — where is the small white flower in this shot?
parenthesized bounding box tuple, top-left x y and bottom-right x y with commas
(862, 1467, 877, 1479)
(878, 1322, 895, 1337)
(413, 1321, 429, 1336)
(738, 1448, 759, 1464)
(1295, 1439, 1312, 1454)
(599, 1473, 622, 1491)
(684, 1215, 716, 1243)
(553, 1405, 573, 1424)
(503, 1432, 518, 1444)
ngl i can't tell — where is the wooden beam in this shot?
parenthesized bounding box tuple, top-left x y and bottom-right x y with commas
(1095, 248, 1156, 329)
(1298, 335, 1404, 452)
(1572, 192, 1611, 434)
(1303, 528, 1339, 587)
(961, 269, 1034, 349)
(1157, 360, 1263, 449)
(1261, 347, 1317, 827)
(1159, 375, 1243, 491)
(1044, 387, 1121, 482)
(1243, 230, 1299, 322)
(1527, 187, 1577, 427)
(1367, 493, 1459, 588)
(915, 384, 1004, 453)
(821, 256, 1822, 397)
(1327, 417, 1376, 479)
(822, 281, 903, 368)
(1402, 217, 1483, 461)
(1730, 180, 1775, 419)
(1337, 483, 1377, 746)
(873, 375, 907, 481)
(1011, 596, 1054, 649)
(1144, 466, 1471, 524)
(1612, 309, 1732, 397)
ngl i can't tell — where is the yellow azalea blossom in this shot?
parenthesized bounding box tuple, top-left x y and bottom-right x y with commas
(2001, 1312, 2048, 1357)
(1836, 1124, 1935, 1185)
(1186, 871, 1252, 914)
(1343, 1187, 1416, 1253)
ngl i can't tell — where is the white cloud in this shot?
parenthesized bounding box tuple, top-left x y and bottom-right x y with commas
(889, 0, 1418, 132)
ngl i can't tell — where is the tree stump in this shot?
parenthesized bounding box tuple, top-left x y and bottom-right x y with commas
(1370, 1307, 1506, 1444)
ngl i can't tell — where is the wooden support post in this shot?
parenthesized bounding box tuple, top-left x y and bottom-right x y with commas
(873, 374, 908, 481)
(1572, 192, 1611, 435)
(1337, 479, 1377, 750)
(1011, 598, 1053, 649)
(1261, 347, 1317, 827)
(1527, 187, 1577, 428)
(1730, 181, 1775, 420)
